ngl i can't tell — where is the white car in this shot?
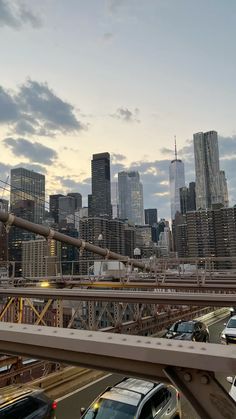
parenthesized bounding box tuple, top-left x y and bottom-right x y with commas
(221, 316, 236, 344)
(227, 376, 236, 402)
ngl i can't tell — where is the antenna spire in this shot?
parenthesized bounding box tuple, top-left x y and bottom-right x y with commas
(174, 136, 178, 160)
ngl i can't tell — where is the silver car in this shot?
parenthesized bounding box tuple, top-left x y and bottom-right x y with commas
(221, 315, 236, 344)
(81, 377, 181, 418)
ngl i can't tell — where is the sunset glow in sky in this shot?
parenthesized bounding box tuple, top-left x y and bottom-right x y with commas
(1, 0, 236, 218)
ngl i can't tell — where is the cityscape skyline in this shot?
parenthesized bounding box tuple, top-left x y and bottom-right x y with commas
(0, 1, 236, 219)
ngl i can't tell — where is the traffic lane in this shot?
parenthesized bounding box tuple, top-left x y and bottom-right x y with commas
(57, 316, 230, 419)
(57, 373, 122, 419)
(209, 315, 230, 343)
(210, 315, 232, 394)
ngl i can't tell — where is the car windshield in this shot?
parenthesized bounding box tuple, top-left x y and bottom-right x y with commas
(170, 322, 194, 333)
(227, 319, 236, 328)
(83, 398, 137, 419)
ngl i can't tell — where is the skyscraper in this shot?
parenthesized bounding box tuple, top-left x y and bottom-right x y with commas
(91, 153, 112, 218)
(111, 182, 119, 219)
(50, 194, 64, 224)
(193, 131, 223, 209)
(118, 171, 144, 225)
(10, 167, 45, 224)
(220, 170, 229, 207)
(67, 192, 82, 210)
(169, 141, 185, 220)
(145, 208, 158, 225)
(9, 168, 45, 274)
(180, 182, 196, 215)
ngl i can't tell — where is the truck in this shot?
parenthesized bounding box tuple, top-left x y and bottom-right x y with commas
(90, 260, 127, 280)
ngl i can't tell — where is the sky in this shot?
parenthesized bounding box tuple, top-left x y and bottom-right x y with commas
(0, 0, 236, 219)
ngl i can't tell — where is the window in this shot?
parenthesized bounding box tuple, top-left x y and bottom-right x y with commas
(0, 397, 46, 419)
(152, 388, 171, 414)
(83, 398, 137, 419)
(139, 399, 153, 419)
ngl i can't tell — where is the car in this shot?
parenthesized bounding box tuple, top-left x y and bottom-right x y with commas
(226, 376, 236, 402)
(163, 320, 209, 342)
(229, 307, 236, 317)
(0, 385, 57, 418)
(81, 377, 181, 418)
(221, 315, 236, 344)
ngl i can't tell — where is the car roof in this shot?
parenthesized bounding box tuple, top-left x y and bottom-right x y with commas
(0, 385, 41, 407)
(100, 378, 158, 407)
(175, 319, 198, 324)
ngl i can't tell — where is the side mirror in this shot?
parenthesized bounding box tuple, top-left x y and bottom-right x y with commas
(80, 407, 86, 417)
(224, 323, 227, 327)
(227, 376, 233, 384)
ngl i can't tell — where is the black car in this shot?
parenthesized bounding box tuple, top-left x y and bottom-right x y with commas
(164, 320, 209, 342)
(0, 385, 57, 418)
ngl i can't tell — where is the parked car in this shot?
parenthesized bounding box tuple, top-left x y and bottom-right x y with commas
(221, 315, 236, 344)
(226, 376, 236, 401)
(164, 320, 209, 342)
(81, 377, 181, 418)
(0, 385, 57, 418)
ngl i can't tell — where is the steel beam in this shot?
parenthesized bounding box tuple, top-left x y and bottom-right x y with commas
(0, 323, 235, 418)
(1, 288, 236, 306)
(0, 211, 153, 272)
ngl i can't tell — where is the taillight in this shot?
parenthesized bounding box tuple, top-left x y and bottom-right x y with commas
(177, 392, 180, 400)
(52, 401, 57, 410)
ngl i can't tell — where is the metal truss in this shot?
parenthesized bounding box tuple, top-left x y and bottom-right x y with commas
(0, 292, 211, 333)
(0, 322, 235, 419)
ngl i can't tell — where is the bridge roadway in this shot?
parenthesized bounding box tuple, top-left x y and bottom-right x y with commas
(56, 317, 229, 419)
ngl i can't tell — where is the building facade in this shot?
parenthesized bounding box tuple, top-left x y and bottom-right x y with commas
(118, 171, 144, 225)
(180, 182, 196, 215)
(219, 170, 229, 207)
(67, 193, 82, 210)
(169, 157, 185, 221)
(193, 131, 224, 209)
(186, 207, 236, 267)
(91, 153, 112, 218)
(111, 182, 119, 219)
(10, 167, 45, 224)
(49, 194, 64, 224)
(22, 238, 59, 278)
(145, 208, 158, 226)
(0, 199, 8, 261)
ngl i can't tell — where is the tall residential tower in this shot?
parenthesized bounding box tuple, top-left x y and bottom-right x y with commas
(193, 131, 223, 209)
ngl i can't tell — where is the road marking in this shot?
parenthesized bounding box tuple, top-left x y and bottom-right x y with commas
(56, 373, 112, 402)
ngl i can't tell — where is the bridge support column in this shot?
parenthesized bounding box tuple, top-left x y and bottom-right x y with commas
(164, 366, 236, 419)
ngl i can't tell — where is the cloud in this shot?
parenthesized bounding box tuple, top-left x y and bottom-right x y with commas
(0, 87, 18, 122)
(219, 135, 236, 158)
(111, 107, 140, 122)
(0, 0, 41, 29)
(111, 153, 126, 162)
(4, 137, 57, 165)
(0, 80, 86, 137)
(15, 162, 47, 174)
(53, 176, 91, 202)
